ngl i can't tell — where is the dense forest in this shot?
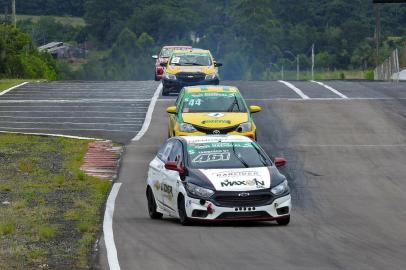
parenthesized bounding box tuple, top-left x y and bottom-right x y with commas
(1, 0, 405, 80)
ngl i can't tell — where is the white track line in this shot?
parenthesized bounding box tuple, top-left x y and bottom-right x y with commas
(0, 82, 28, 96)
(103, 83, 161, 270)
(0, 116, 145, 120)
(0, 99, 152, 103)
(310, 80, 348, 99)
(278, 80, 310, 99)
(132, 83, 162, 141)
(0, 121, 141, 126)
(0, 127, 139, 132)
(0, 130, 102, 140)
(1, 111, 146, 114)
(103, 183, 122, 270)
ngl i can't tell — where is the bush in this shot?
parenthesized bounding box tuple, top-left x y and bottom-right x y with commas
(364, 70, 374, 80)
(0, 24, 59, 80)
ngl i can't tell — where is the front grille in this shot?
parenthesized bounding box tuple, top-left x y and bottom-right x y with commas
(216, 211, 271, 220)
(213, 191, 273, 207)
(193, 125, 238, 135)
(177, 72, 205, 83)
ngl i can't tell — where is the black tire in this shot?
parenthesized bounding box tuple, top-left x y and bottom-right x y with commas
(178, 195, 192, 226)
(162, 87, 170, 96)
(146, 187, 163, 219)
(276, 215, 290, 226)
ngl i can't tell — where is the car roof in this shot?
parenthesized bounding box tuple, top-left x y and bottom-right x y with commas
(181, 135, 253, 145)
(162, 45, 192, 49)
(183, 85, 239, 93)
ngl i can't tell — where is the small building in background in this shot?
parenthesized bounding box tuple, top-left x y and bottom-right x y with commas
(38, 42, 87, 59)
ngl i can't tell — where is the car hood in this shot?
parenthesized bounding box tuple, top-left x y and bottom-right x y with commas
(196, 167, 272, 191)
(182, 112, 248, 128)
(166, 65, 216, 75)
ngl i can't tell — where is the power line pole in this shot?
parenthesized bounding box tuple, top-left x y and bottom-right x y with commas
(296, 55, 300, 80)
(11, 0, 16, 27)
(374, 3, 381, 66)
(311, 43, 315, 81)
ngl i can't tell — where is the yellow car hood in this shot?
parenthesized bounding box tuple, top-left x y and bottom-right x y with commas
(182, 112, 248, 128)
(166, 65, 216, 75)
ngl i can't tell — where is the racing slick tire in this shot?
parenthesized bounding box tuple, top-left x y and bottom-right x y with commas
(178, 195, 192, 226)
(146, 187, 163, 219)
(276, 215, 290, 226)
(162, 87, 170, 96)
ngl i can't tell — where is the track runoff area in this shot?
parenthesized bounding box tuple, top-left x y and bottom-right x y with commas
(2, 80, 406, 270)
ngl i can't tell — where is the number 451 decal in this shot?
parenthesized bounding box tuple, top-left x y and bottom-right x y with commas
(193, 153, 230, 163)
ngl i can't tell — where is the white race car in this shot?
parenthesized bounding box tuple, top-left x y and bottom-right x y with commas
(146, 135, 291, 225)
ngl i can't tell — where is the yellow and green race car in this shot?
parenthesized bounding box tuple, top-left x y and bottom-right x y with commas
(166, 85, 261, 140)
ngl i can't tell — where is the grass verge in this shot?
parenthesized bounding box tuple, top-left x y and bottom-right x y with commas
(0, 134, 111, 269)
(0, 79, 46, 93)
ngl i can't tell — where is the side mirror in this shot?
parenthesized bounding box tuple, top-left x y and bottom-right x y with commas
(160, 62, 167, 67)
(249, 105, 262, 113)
(214, 62, 223, 67)
(166, 106, 177, 114)
(274, 157, 286, 168)
(165, 161, 185, 174)
(152, 55, 158, 59)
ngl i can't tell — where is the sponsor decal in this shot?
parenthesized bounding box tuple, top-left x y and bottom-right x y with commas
(153, 181, 161, 190)
(186, 199, 192, 208)
(215, 170, 260, 178)
(201, 119, 231, 124)
(220, 178, 265, 188)
(208, 112, 225, 118)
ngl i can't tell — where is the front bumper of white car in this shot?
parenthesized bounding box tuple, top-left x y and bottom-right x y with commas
(184, 193, 291, 221)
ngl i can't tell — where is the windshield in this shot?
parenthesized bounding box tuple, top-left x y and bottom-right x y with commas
(170, 53, 212, 66)
(181, 92, 247, 113)
(187, 141, 272, 169)
(160, 47, 190, 58)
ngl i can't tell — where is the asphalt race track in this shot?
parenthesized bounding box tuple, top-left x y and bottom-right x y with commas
(1, 80, 406, 269)
(96, 80, 406, 270)
(0, 81, 159, 143)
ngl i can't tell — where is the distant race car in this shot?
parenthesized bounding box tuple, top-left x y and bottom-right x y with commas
(152, 46, 192, 81)
(146, 135, 291, 225)
(166, 85, 261, 140)
(161, 49, 222, 95)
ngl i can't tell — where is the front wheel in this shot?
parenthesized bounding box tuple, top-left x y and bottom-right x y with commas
(178, 195, 192, 226)
(146, 187, 163, 219)
(162, 87, 170, 96)
(276, 215, 290, 226)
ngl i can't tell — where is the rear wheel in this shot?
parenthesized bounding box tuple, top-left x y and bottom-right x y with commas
(146, 187, 163, 219)
(178, 195, 192, 226)
(276, 215, 290, 226)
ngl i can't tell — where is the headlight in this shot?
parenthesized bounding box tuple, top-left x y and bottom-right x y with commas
(164, 73, 176, 80)
(271, 180, 289, 195)
(179, 123, 197, 133)
(236, 122, 252, 132)
(205, 73, 217, 80)
(186, 182, 214, 198)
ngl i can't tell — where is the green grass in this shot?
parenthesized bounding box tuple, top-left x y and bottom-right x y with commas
(16, 15, 86, 27)
(0, 134, 112, 269)
(0, 79, 46, 93)
(262, 69, 367, 80)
